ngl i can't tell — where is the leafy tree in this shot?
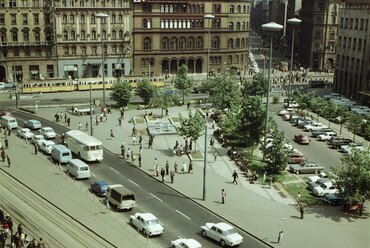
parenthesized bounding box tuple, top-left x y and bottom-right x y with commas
(202, 69, 241, 110)
(219, 104, 242, 138)
(346, 112, 363, 141)
(331, 149, 370, 216)
(242, 73, 268, 97)
(178, 111, 205, 152)
(150, 90, 177, 117)
(136, 78, 158, 105)
(263, 129, 289, 174)
(334, 106, 349, 135)
(173, 64, 194, 103)
(309, 97, 326, 121)
(110, 81, 132, 107)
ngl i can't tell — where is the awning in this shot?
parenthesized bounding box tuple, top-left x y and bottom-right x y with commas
(64, 65, 78, 71)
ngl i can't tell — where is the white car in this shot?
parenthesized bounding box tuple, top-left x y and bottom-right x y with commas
(31, 134, 46, 147)
(312, 181, 338, 196)
(39, 140, 55, 154)
(307, 171, 327, 183)
(340, 143, 366, 154)
(304, 122, 328, 132)
(317, 132, 337, 141)
(17, 128, 34, 139)
(278, 108, 295, 116)
(39, 127, 56, 139)
(171, 238, 202, 248)
(201, 222, 243, 247)
(129, 213, 164, 237)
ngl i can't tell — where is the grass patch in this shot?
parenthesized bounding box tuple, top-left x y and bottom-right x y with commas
(281, 180, 323, 205)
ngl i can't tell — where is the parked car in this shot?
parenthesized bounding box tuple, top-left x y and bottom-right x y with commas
(31, 134, 46, 147)
(130, 213, 164, 237)
(330, 138, 353, 149)
(289, 161, 325, 174)
(307, 171, 328, 183)
(307, 178, 333, 191)
(283, 101, 299, 108)
(311, 128, 336, 137)
(312, 182, 338, 196)
(278, 108, 295, 116)
(90, 180, 110, 197)
(304, 122, 328, 132)
(317, 131, 337, 141)
(339, 143, 366, 154)
(24, 119, 42, 130)
(294, 134, 311, 144)
(39, 140, 55, 154)
(201, 222, 243, 247)
(297, 119, 313, 128)
(39, 127, 56, 139)
(323, 193, 345, 205)
(171, 238, 202, 248)
(17, 128, 34, 140)
(287, 152, 308, 164)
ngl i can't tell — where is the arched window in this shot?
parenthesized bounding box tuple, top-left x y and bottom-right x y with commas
(112, 30, 116, 39)
(237, 5, 241, 13)
(229, 22, 234, 30)
(91, 30, 97, 40)
(212, 36, 220, 49)
(236, 55, 239, 64)
(161, 37, 169, 50)
(241, 54, 244, 62)
(187, 37, 195, 49)
(23, 31, 29, 42)
(161, 20, 165, 28)
(236, 22, 241, 31)
(119, 30, 123, 39)
(179, 37, 186, 50)
(228, 38, 234, 48)
(63, 30, 68, 40)
(71, 30, 76, 40)
(160, 4, 164, 13)
(241, 38, 245, 48)
(195, 36, 203, 49)
(242, 22, 246, 31)
(228, 55, 232, 64)
(243, 5, 246, 13)
(235, 38, 240, 48)
(230, 5, 234, 13)
(143, 37, 151, 51)
(200, 5, 204, 13)
(170, 37, 177, 50)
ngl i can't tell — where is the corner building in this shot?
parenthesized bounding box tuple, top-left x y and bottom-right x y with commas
(132, 0, 251, 77)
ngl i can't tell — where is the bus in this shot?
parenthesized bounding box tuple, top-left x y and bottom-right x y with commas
(64, 130, 103, 162)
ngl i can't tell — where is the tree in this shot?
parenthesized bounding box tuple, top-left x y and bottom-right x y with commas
(202, 69, 241, 110)
(263, 129, 289, 174)
(178, 110, 205, 152)
(242, 73, 268, 97)
(331, 149, 370, 216)
(110, 81, 133, 107)
(173, 64, 194, 103)
(150, 90, 177, 117)
(136, 78, 158, 105)
(219, 103, 242, 138)
(309, 97, 326, 121)
(346, 112, 363, 141)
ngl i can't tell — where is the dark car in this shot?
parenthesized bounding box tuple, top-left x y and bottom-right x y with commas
(330, 138, 353, 149)
(294, 134, 311, 144)
(289, 161, 325, 174)
(297, 119, 313, 129)
(90, 180, 109, 197)
(323, 193, 345, 205)
(311, 128, 335, 138)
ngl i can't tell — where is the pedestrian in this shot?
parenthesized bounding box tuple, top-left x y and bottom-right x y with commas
(277, 230, 284, 243)
(173, 148, 176, 157)
(269, 175, 273, 188)
(1, 150, 5, 162)
(121, 145, 125, 158)
(138, 145, 142, 154)
(138, 135, 142, 145)
(165, 108, 169, 116)
(299, 203, 304, 219)
(64, 113, 67, 123)
(174, 162, 178, 173)
(132, 126, 136, 136)
(78, 122, 82, 130)
(85, 121, 89, 131)
(110, 129, 114, 139)
(210, 138, 214, 148)
(187, 102, 190, 109)
(6, 155, 10, 167)
(7, 128, 10, 136)
(165, 161, 169, 175)
(213, 151, 218, 162)
(184, 139, 188, 154)
(126, 148, 131, 160)
(170, 171, 175, 183)
(221, 189, 226, 204)
(131, 151, 135, 162)
(55, 112, 59, 122)
(38, 238, 45, 248)
(160, 167, 165, 182)
(263, 172, 266, 185)
(148, 137, 153, 149)
(34, 144, 38, 155)
(189, 139, 193, 150)
(67, 117, 71, 127)
(17, 223, 23, 236)
(95, 116, 99, 126)
(174, 140, 179, 150)
(132, 135, 137, 145)
(118, 116, 122, 126)
(232, 170, 238, 184)
(182, 162, 187, 174)
(4, 138, 8, 149)
(154, 158, 158, 172)
(138, 154, 142, 167)
(188, 161, 193, 174)
(297, 192, 302, 205)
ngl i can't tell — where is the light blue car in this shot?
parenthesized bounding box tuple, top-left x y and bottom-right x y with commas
(24, 119, 42, 130)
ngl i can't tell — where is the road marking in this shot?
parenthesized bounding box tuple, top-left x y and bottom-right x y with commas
(91, 172, 96, 177)
(150, 193, 163, 202)
(129, 179, 139, 187)
(109, 167, 120, 174)
(175, 210, 191, 220)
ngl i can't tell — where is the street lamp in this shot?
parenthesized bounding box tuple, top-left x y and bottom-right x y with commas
(204, 14, 215, 79)
(277, 217, 288, 243)
(287, 18, 301, 108)
(261, 22, 283, 160)
(202, 124, 208, 201)
(89, 82, 93, 136)
(95, 12, 109, 107)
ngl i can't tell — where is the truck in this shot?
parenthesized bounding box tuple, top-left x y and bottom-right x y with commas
(106, 184, 135, 210)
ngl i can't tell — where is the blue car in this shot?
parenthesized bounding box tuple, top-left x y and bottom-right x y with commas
(323, 193, 345, 205)
(24, 119, 42, 130)
(90, 180, 109, 197)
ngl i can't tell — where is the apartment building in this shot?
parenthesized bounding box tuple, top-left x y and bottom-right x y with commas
(334, 1, 370, 104)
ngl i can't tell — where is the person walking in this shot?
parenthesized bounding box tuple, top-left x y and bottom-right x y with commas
(188, 162, 193, 174)
(34, 143, 38, 155)
(110, 129, 114, 139)
(118, 116, 122, 126)
(170, 171, 175, 183)
(67, 117, 71, 127)
(6, 155, 10, 167)
(160, 168, 165, 182)
(132, 135, 137, 145)
(269, 175, 273, 188)
(78, 122, 82, 130)
(221, 189, 226, 204)
(232, 170, 238, 184)
(138, 154, 142, 167)
(174, 162, 178, 173)
(120, 145, 125, 158)
(4, 138, 8, 149)
(299, 203, 304, 219)
(126, 148, 131, 160)
(138, 135, 142, 145)
(1, 150, 5, 162)
(165, 161, 169, 175)
(174, 140, 179, 150)
(132, 126, 136, 136)
(182, 162, 187, 174)
(297, 192, 302, 205)
(38, 238, 45, 248)
(213, 151, 218, 162)
(85, 122, 89, 131)
(64, 113, 67, 123)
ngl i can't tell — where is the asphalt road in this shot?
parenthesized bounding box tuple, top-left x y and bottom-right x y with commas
(9, 110, 272, 248)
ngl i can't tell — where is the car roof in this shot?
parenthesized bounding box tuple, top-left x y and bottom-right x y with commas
(20, 128, 31, 131)
(42, 140, 55, 145)
(42, 127, 53, 130)
(214, 222, 233, 231)
(94, 180, 109, 186)
(139, 213, 157, 221)
(28, 119, 40, 123)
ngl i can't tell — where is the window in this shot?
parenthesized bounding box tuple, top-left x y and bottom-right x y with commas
(80, 15, 85, 23)
(92, 46, 97, 55)
(34, 31, 40, 41)
(170, 37, 177, 50)
(22, 14, 28, 25)
(230, 5, 234, 13)
(23, 32, 29, 42)
(33, 14, 39, 25)
(236, 22, 240, 31)
(81, 46, 86, 55)
(11, 14, 16, 25)
(80, 30, 86, 40)
(70, 15, 75, 23)
(112, 30, 116, 40)
(71, 46, 76, 55)
(80, 0, 84, 7)
(315, 30, 321, 39)
(71, 30, 76, 40)
(111, 14, 116, 24)
(12, 31, 17, 41)
(179, 37, 186, 50)
(242, 22, 246, 30)
(187, 37, 194, 49)
(91, 30, 96, 40)
(102, 30, 107, 40)
(228, 38, 233, 48)
(91, 16, 96, 24)
(143, 19, 151, 29)
(0, 14, 4, 25)
(63, 15, 67, 24)
(63, 31, 68, 40)
(229, 22, 234, 31)
(112, 46, 117, 54)
(64, 46, 69, 55)
(212, 36, 220, 49)
(13, 49, 19, 57)
(195, 37, 203, 49)
(143, 37, 151, 50)
(237, 5, 241, 13)
(25, 47, 30, 57)
(235, 38, 240, 48)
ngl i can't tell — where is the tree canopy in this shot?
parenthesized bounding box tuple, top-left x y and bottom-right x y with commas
(110, 81, 133, 107)
(150, 90, 178, 117)
(242, 73, 268, 97)
(178, 110, 205, 151)
(136, 78, 158, 105)
(173, 64, 194, 103)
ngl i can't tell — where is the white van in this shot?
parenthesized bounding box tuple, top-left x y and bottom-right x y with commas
(0, 116, 18, 129)
(51, 144, 72, 164)
(67, 159, 91, 179)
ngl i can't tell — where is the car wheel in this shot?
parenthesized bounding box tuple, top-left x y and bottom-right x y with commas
(220, 240, 226, 247)
(295, 171, 300, 175)
(202, 230, 207, 237)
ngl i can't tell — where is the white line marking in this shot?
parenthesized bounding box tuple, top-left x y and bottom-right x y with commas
(109, 167, 120, 174)
(175, 210, 191, 220)
(150, 193, 163, 202)
(129, 179, 139, 187)
(91, 172, 96, 177)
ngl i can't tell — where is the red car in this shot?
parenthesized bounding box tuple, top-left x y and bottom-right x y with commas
(288, 152, 308, 164)
(294, 134, 311, 144)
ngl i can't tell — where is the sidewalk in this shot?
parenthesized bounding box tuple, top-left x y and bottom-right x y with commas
(33, 104, 369, 248)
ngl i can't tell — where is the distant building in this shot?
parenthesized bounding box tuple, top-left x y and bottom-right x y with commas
(334, 1, 370, 104)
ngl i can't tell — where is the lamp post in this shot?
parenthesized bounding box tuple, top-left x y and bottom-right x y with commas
(287, 18, 301, 108)
(202, 124, 208, 201)
(89, 82, 93, 136)
(204, 14, 215, 79)
(277, 217, 288, 243)
(261, 22, 283, 160)
(95, 12, 109, 107)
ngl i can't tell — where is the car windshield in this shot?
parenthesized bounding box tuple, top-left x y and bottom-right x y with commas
(225, 228, 237, 235)
(46, 129, 53, 133)
(146, 219, 159, 226)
